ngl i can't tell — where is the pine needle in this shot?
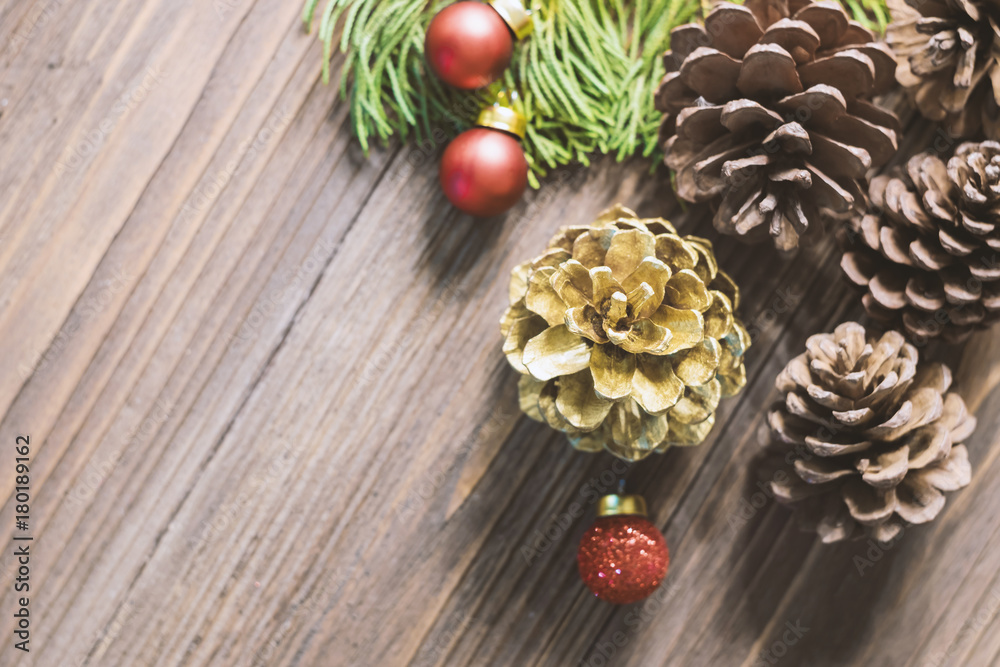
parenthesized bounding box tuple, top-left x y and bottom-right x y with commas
(303, 0, 891, 186)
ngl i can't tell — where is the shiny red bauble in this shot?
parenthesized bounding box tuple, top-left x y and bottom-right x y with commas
(440, 127, 528, 217)
(425, 2, 514, 90)
(578, 514, 670, 605)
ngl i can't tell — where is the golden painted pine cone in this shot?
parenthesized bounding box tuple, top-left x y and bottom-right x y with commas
(767, 322, 975, 543)
(655, 0, 900, 251)
(841, 141, 1000, 343)
(500, 205, 750, 462)
(886, 0, 1000, 140)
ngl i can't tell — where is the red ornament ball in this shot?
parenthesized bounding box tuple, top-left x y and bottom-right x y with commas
(578, 514, 669, 605)
(425, 2, 514, 90)
(440, 127, 528, 217)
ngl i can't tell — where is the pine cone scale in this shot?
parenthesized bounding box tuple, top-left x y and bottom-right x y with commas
(633, 355, 684, 415)
(722, 99, 784, 133)
(848, 98, 901, 135)
(682, 49, 743, 102)
(522, 324, 592, 381)
(798, 50, 876, 98)
(738, 44, 803, 98)
(907, 423, 951, 469)
(706, 5, 765, 56)
(761, 20, 821, 61)
(557, 371, 613, 430)
(843, 479, 896, 526)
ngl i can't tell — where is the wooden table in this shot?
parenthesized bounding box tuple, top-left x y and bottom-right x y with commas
(2, 2, 999, 665)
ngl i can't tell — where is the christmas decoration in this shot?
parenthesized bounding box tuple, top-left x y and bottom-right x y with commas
(424, 1, 532, 90)
(578, 494, 669, 605)
(841, 141, 1000, 343)
(304, 0, 894, 186)
(767, 321, 976, 543)
(440, 92, 529, 216)
(886, 0, 1000, 140)
(655, 0, 900, 251)
(501, 205, 750, 461)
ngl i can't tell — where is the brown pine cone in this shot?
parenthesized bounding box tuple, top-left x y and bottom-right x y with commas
(841, 141, 1000, 343)
(655, 0, 900, 251)
(768, 322, 975, 543)
(887, 0, 1000, 140)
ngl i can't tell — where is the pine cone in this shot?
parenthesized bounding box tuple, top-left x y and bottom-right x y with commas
(886, 0, 1000, 140)
(767, 322, 975, 543)
(501, 205, 750, 461)
(841, 141, 1000, 343)
(655, 0, 900, 251)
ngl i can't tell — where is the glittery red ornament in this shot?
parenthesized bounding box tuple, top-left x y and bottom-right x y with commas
(578, 496, 669, 605)
(440, 127, 528, 217)
(425, 2, 514, 90)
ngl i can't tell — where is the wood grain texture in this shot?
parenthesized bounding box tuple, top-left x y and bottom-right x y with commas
(1, 2, 999, 666)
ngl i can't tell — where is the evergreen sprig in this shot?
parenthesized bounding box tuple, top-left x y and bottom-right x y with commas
(303, 0, 890, 187)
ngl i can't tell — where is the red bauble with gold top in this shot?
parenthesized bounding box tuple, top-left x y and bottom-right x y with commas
(578, 494, 670, 605)
(440, 128, 528, 217)
(425, 2, 514, 90)
(440, 95, 529, 217)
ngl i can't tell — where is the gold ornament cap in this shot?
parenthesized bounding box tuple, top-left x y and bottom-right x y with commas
(596, 494, 648, 518)
(477, 89, 527, 139)
(488, 0, 533, 40)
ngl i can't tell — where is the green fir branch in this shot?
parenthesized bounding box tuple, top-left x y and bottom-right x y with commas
(304, 0, 890, 187)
